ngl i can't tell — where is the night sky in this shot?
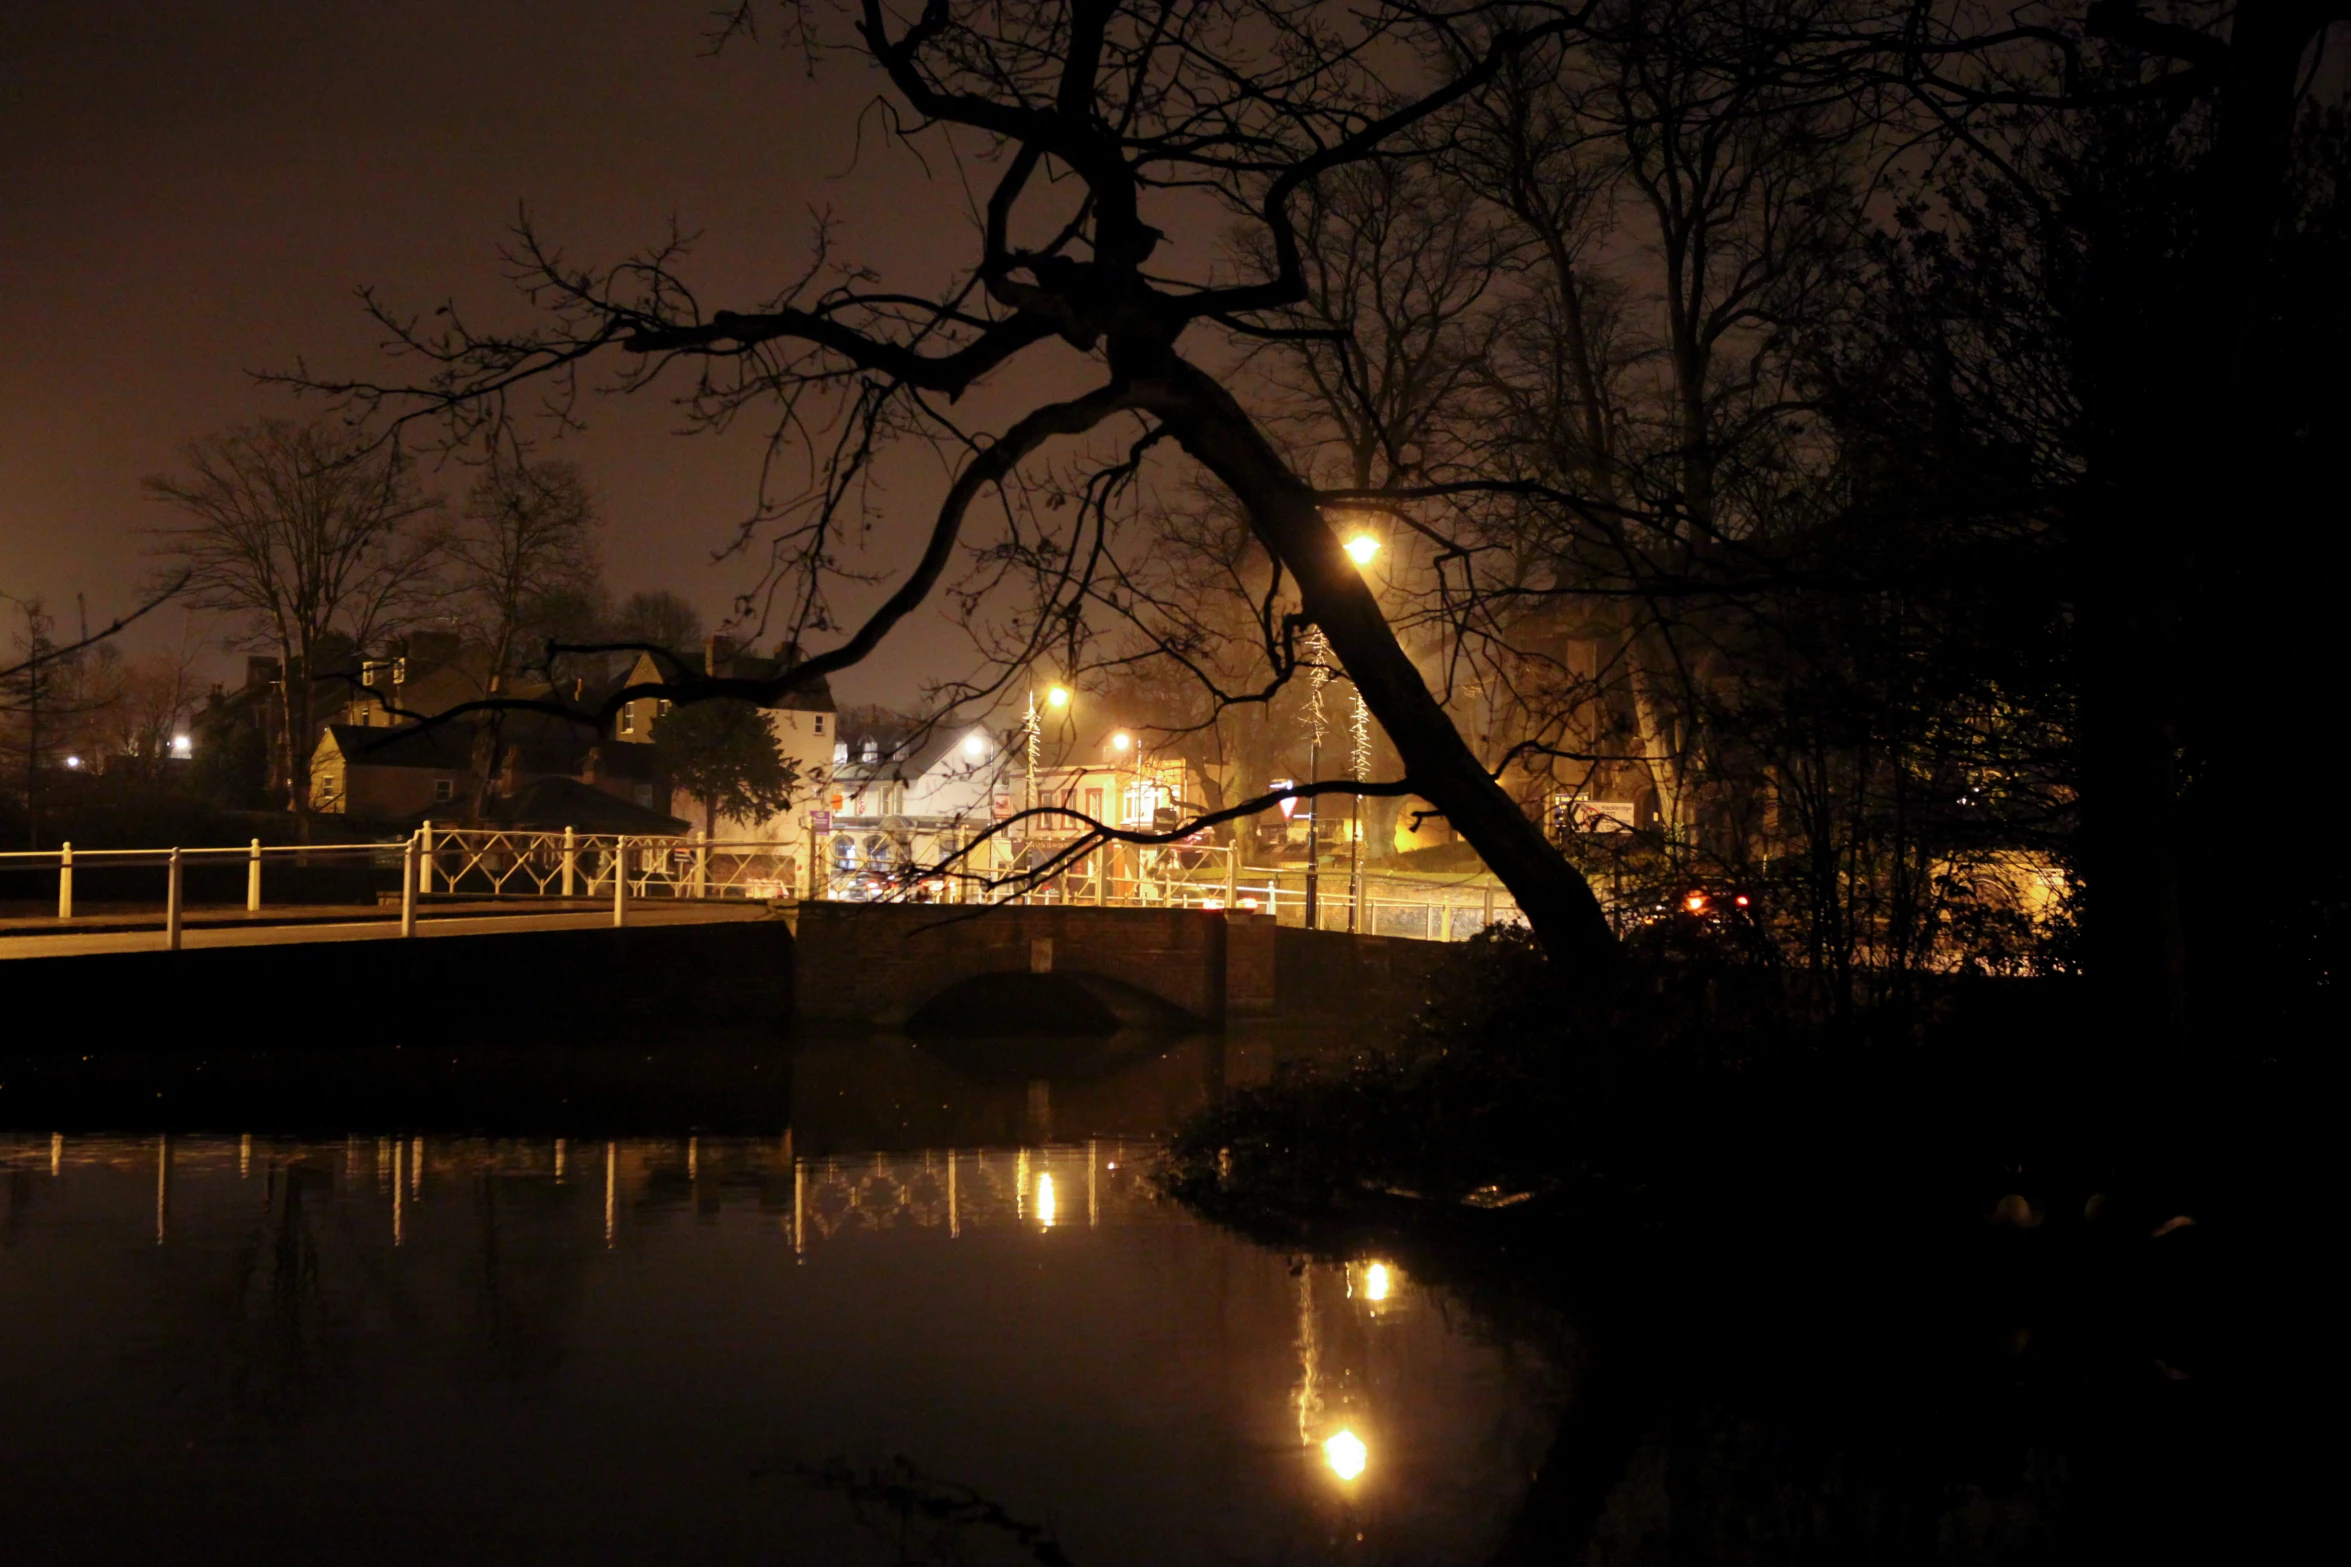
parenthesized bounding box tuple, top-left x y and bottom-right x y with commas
(3, 0, 1018, 703)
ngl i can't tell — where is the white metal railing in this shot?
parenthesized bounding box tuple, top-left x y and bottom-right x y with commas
(1220, 865, 1524, 940)
(0, 838, 413, 949)
(416, 825, 804, 903)
(5, 827, 1523, 946)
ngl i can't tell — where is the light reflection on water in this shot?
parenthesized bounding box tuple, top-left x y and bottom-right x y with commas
(0, 1121, 1548, 1565)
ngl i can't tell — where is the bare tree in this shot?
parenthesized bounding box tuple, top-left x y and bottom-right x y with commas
(607, 589, 705, 661)
(0, 597, 71, 845)
(450, 457, 602, 691)
(444, 456, 603, 814)
(307, 0, 1625, 970)
(145, 418, 443, 829)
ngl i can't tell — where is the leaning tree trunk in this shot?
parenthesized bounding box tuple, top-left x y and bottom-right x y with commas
(1142, 355, 1620, 975)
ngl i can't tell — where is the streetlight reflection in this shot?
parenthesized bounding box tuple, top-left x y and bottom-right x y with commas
(1324, 1429, 1368, 1481)
(1364, 1262, 1391, 1302)
(1036, 1172, 1057, 1229)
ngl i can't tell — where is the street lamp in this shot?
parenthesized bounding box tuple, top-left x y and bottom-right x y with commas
(1335, 531, 1382, 931)
(1023, 685, 1071, 816)
(1022, 684, 1072, 902)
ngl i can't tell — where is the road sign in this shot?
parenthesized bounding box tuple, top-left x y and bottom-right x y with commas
(810, 810, 833, 831)
(1272, 779, 1298, 819)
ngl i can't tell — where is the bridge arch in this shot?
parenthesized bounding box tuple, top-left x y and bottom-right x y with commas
(793, 903, 1227, 1031)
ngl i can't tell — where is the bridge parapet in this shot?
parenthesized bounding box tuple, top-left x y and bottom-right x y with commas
(792, 903, 1460, 1032)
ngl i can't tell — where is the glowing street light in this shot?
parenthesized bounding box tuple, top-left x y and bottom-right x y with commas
(1324, 1429, 1368, 1482)
(1110, 732, 1131, 753)
(964, 732, 989, 758)
(1045, 684, 1070, 709)
(1344, 534, 1380, 566)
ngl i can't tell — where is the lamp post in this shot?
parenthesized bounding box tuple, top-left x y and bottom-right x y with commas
(1302, 629, 1329, 930)
(1342, 533, 1380, 932)
(1107, 729, 1132, 903)
(1022, 683, 1069, 901)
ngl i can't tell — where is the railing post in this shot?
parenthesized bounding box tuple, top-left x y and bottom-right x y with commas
(247, 839, 262, 912)
(693, 830, 708, 899)
(1482, 885, 1495, 928)
(561, 825, 577, 898)
(165, 848, 184, 951)
(612, 836, 629, 928)
(401, 834, 418, 937)
(1223, 845, 1237, 910)
(57, 842, 72, 920)
(419, 819, 435, 895)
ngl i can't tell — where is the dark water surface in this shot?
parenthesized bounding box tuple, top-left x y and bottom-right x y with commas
(0, 1029, 2281, 1563)
(1, 1035, 1554, 1565)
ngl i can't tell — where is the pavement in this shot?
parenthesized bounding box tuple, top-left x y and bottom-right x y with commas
(0, 899, 774, 960)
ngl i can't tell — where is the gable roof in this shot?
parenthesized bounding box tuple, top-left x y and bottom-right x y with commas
(481, 776, 689, 835)
(319, 722, 473, 771)
(317, 715, 660, 780)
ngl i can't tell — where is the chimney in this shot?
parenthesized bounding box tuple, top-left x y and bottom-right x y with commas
(245, 655, 280, 691)
(705, 634, 737, 676)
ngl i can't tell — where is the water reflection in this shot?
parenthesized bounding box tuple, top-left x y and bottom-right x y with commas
(0, 1023, 2247, 1562)
(0, 1125, 1536, 1565)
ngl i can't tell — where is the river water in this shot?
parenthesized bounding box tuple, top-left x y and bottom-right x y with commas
(0, 1029, 2273, 1563)
(0, 1033, 1562, 1565)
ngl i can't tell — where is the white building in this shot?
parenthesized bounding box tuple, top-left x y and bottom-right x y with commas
(613, 638, 837, 884)
(821, 720, 1010, 886)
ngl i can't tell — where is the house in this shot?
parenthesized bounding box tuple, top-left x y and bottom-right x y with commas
(308, 714, 682, 831)
(816, 716, 1203, 892)
(337, 630, 556, 728)
(610, 636, 838, 876)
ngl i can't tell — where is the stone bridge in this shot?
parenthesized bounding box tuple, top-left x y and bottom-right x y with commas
(791, 903, 1453, 1033)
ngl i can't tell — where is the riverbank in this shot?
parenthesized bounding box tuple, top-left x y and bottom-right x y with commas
(1156, 932, 2317, 1560)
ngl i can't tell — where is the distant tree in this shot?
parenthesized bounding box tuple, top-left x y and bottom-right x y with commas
(447, 456, 602, 815)
(144, 418, 442, 829)
(524, 580, 615, 692)
(87, 646, 206, 785)
(607, 589, 704, 660)
(449, 457, 601, 690)
(0, 597, 72, 845)
(650, 698, 797, 836)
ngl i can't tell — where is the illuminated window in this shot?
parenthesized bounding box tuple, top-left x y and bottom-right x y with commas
(620, 706, 635, 735)
(656, 699, 672, 718)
